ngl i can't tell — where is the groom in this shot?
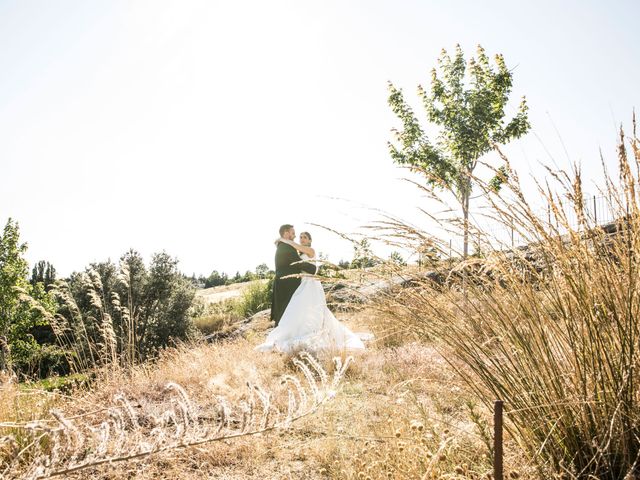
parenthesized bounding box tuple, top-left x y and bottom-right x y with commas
(271, 224, 317, 325)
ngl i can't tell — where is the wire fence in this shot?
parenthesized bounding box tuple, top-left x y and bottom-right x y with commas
(442, 194, 618, 259)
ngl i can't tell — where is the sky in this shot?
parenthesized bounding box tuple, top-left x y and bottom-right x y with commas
(1, 0, 639, 278)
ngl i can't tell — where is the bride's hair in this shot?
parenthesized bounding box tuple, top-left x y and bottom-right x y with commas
(301, 231, 312, 243)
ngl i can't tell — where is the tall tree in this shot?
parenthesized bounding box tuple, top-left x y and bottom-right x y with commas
(255, 263, 271, 279)
(204, 270, 228, 288)
(0, 219, 28, 371)
(388, 44, 530, 258)
(30, 260, 57, 289)
(0, 219, 55, 374)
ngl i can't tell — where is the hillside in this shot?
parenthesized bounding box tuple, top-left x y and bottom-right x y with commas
(196, 281, 268, 305)
(0, 300, 522, 479)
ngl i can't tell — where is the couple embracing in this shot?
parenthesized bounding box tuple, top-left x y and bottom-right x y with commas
(256, 224, 368, 353)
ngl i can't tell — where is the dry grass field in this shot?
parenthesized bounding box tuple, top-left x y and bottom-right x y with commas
(1, 304, 527, 479)
(196, 281, 267, 305)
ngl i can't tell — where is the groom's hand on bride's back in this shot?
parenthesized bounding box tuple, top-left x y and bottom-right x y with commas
(299, 258, 317, 276)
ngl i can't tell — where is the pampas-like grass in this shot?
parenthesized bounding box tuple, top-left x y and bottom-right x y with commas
(45, 261, 142, 373)
(360, 119, 640, 479)
(0, 352, 352, 479)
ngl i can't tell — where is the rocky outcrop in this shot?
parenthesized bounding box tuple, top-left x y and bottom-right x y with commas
(325, 270, 447, 309)
(203, 309, 271, 343)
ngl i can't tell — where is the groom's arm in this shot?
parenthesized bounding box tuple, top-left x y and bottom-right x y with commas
(290, 250, 317, 275)
(299, 260, 317, 275)
(280, 243, 316, 275)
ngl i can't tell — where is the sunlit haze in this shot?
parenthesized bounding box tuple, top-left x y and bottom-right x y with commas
(1, 0, 638, 277)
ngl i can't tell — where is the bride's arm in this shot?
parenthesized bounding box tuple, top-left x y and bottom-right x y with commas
(277, 238, 316, 258)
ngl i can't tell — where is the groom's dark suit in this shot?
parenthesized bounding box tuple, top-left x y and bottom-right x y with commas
(271, 242, 317, 325)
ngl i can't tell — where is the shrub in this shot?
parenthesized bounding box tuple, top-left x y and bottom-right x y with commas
(350, 239, 379, 269)
(233, 279, 272, 319)
(52, 250, 197, 371)
(192, 298, 239, 335)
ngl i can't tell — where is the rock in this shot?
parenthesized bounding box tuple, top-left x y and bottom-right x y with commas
(203, 308, 271, 343)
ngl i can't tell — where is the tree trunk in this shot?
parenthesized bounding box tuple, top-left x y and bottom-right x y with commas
(462, 187, 471, 259)
(0, 335, 11, 373)
(461, 177, 471, 306)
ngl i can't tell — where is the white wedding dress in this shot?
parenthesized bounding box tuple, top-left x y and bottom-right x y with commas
(256, 254, 369, 353)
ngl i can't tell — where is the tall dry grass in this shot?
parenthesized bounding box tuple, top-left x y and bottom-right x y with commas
(47, 267, 132, 373)
(2, 303, 529, 479)
(371, 122, 640, 478)
(0, 343, 352, 479)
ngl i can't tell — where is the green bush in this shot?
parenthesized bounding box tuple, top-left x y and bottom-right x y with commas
(192, 299, 239, 335)
(22, 372, 91, 393)
(53, 250, 197, 371)
(233, 279, 272, 319)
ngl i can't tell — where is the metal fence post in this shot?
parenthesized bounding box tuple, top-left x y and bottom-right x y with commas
(593, 195, 597, 224)
(494, 399, 504, 480)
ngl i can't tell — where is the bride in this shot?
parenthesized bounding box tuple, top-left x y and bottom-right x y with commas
(256, 231, 367, 353)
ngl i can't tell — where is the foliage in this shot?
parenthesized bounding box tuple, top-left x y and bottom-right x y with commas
(52, 249, 197, 370)
(22, 372, 91, 393)
(350, 239, 379, 269)
(191, 300, 237, 335)
(197, 264, 274, 290)
(314, 251, 329, 276)
(0, 219, 59, 377)
(337, 259, 351, 270)
(233, 279, 273, 319)
(254, 263, 271, 279)
(184, 273, 205, 289)
(388, 44, 530, 257)
(229, 271, 244, 284)
(30, 260, 56, 289)
(192, 315, 226, 336)
(388, 251, 407, 266)
(203, 270, 229, 288)
(230, 270, 260, 284)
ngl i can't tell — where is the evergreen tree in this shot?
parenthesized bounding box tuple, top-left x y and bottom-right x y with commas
(30, 260, 57, 288)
